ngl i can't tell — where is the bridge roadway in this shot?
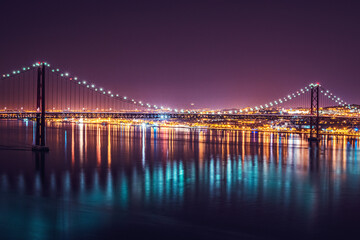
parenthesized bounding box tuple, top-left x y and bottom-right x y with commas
(0, 111, 358, 123)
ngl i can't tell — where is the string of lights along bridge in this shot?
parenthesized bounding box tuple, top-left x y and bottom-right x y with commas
(0, 61, 358, 115)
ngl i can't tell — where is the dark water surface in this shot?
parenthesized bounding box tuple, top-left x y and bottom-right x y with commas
(1, 120, 360, 239)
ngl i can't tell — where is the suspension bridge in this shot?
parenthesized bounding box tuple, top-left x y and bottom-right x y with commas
(0, 62, 359, 149)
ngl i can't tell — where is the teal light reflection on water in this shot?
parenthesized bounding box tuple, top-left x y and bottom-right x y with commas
(0, 121, 360, 239)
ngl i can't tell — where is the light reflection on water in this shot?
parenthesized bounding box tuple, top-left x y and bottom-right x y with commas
(0, 120, 360, 239)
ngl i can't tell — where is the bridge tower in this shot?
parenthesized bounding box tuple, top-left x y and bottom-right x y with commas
(309, 83, 320, 142)
(32, 63, 49, 151)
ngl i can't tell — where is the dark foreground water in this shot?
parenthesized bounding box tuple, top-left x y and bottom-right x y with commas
(0, 120, 360, 239)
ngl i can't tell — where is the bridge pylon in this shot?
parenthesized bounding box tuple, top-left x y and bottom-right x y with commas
(308, 83, 320, 143)
(32, 63, 49, 152)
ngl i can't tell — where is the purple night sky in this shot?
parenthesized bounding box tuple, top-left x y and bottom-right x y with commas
(1, 0, 360, 109)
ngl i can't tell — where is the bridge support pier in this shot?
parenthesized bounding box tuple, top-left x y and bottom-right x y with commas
(308, 84, 320, 143)
(32, 63, 49, 152)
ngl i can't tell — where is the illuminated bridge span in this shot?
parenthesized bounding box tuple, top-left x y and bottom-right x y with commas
(0, 61, 358, 114)
(0, 111, 358, 123)
(1, 62, 359, 148)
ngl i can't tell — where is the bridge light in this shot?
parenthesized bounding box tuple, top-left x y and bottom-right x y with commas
(123, 97, 127, 99)
(100, 88, 103, 91)
(116, 94, 119, 97)
(91, 84, 95, 88)
(108, 91, 111, 94)
(74, 77, 77, 80)
(65, 73, 69, 76)
(83, 81, 87, 84)
(56, 69, 59, 71)
(61, 74, 64, 76)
